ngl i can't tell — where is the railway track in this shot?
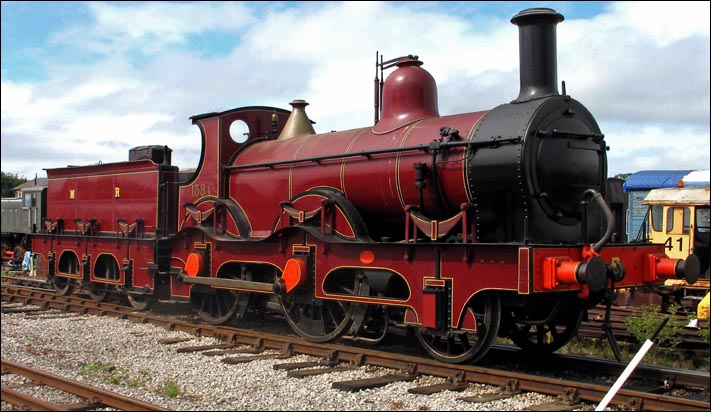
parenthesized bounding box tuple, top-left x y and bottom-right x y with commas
(2, 282, 709, 411)
(581, 306, 709, 358)
(4, 272, 708, 356)
(1, 359, 169, 411)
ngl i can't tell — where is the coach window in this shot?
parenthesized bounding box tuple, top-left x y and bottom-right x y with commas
(697, 207, 710, 233)
(651, 205, 663, 232)
(23, 192, 35, 208)
(666, 207, 690, 234)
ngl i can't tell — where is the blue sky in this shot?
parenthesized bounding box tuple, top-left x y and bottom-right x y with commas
(1, 1, 709, 179)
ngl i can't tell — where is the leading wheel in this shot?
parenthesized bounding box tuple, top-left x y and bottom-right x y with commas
(416, 292, 501, 364)
(504, 300, 584, 353)
(279, 270, 367, 343)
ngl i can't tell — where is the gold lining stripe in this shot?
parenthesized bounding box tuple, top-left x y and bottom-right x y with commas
(518, 247, 531, 294)
(463, 112, 488, 203)
(272, 190, 357, 238)
(423, 278, 446, 288)
(289, 138, 311, 200)
(340, 128, 373, 198)
(48, 169, 160, 180)
(319, 265, 413, 304)
(86, 252, 124, 285)
(395, 120, 427, 210)
(292, 245, 311, 254)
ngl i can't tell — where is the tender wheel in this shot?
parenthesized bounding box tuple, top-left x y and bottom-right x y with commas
(504, 300, 584, 353)
(416, 292, 501, 364)
(127, 294, 155, 311)
(279, 269, 367, 343)
(51, 276, 75, 296)
(87, 282, 111, 302)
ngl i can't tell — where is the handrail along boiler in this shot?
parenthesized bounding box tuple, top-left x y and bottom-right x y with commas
(31, 8, 700, 363)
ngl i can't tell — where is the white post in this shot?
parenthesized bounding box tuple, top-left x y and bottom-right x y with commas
(595, 317, 669, 411)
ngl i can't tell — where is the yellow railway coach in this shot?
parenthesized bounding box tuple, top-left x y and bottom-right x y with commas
(643, 186, 710, 317)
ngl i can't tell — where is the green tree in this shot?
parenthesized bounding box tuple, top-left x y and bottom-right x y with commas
(613, 172, 632, 180)
(1, 171, 27, 198)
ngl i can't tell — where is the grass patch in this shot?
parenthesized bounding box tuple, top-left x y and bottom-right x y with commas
(562, 303, 709, 371)
(497, 304, 710, 372)
(80, 362, 112, 378)
(164, 378, 180, 398)
(559, 335, 706, 370)
(80, 362, 131, 384)
(624, 304, 685, 357)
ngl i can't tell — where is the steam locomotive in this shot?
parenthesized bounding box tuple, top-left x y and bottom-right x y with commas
(29, 8, 700, 363)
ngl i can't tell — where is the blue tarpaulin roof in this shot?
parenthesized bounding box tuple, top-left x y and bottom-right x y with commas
(622, 170, 693, 192)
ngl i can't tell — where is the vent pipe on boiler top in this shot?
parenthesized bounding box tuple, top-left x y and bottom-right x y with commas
(510, 8, 564, 103)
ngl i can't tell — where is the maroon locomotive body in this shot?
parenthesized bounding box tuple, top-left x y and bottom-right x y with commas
(31, 8, 700, 363)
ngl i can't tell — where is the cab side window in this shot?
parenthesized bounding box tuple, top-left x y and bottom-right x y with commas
(697, 207, 710, 233)
(665, 207, 690, 234)
(651, 205, 663, 232)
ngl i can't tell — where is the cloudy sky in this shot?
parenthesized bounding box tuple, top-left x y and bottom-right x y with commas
(2, 1, 709, 179)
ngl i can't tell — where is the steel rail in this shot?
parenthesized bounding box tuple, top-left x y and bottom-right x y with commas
(486, 345, 710, 391)
(1, 385, 64, 411)
(3, 284, 709, 411)
(1, 359, 170, 411)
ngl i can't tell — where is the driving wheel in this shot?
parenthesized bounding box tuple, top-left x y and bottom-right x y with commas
(280, 269, 367, 343)
(416, 292, 501, 363)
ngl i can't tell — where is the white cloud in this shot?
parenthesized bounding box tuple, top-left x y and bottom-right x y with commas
(1, 81, 33, 120)
(558, 2, 710, 126)
(90, 1, 253, 39)
(1, 1, 709, 180)
(50, 1, 255, 56)
(608, 1, 710, 47)
(602, 121, 710, 176)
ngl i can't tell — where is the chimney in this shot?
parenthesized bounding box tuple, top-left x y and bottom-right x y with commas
(510, 8, 564, 103)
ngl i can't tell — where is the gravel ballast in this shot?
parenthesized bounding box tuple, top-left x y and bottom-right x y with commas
(1, 303, 600, 411)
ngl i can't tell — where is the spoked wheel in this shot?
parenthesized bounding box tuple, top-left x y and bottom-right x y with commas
(280, 270, 368, 343)
(87, 282, 112, 302)
(51, 276, 75, 296)
(127, 294, 155, 311)
(190, 285, 241, 325)
(189, 270, 253, 325)
(416, 292, 501, 364)
(505, 300, 585, 353)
